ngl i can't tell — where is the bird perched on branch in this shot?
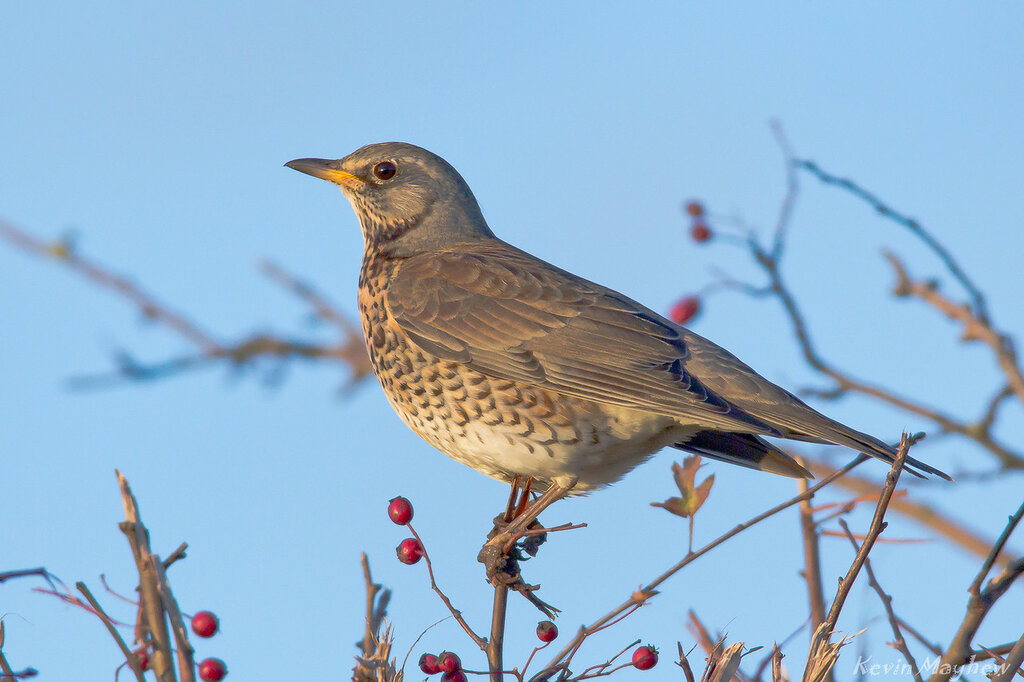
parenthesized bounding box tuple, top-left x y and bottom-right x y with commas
(286, 142, 949, 498)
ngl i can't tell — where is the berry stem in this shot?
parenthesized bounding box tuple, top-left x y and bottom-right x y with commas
(406, 523, 487, 649)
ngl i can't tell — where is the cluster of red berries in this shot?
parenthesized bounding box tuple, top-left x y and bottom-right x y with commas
(130, 611, 227, 680)
(419, 651, 466, 681)
(685, 200, 712, 243)
(191, 611, 228, 681)
(667, 201, 712, 326)
(389, 496, 426, 565)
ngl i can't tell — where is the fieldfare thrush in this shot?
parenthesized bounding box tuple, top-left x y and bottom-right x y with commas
(285, 143, 949, 500)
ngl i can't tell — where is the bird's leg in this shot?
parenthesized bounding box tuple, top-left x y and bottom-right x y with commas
(512, 477, 534, 519)
(502, 475, 523, 523)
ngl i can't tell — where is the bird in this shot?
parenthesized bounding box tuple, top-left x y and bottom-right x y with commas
(285, 142, 949, 498)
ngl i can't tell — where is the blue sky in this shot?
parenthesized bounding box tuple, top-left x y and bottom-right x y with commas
(2, 4, 1023, 680)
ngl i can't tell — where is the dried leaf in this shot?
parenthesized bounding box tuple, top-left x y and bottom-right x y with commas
(652, 457, 715, 519)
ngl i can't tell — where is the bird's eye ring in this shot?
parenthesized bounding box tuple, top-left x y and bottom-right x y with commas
(373, 161, 397, 181)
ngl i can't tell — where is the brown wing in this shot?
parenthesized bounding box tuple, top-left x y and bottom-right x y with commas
(385, 240, 779, 435)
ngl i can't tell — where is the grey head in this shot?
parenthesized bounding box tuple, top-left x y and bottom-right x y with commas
(286, 142, 495, 254)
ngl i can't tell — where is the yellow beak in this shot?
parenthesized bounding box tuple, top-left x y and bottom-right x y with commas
(285, 158, 364, 190)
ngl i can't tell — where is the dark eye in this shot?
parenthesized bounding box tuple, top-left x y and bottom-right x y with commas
(372, 161, 396, 181)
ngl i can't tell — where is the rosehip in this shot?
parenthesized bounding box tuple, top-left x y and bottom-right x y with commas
(441, 672, 467, 682)
(536, 620, 558, 642)
(191, 610, 219, 638)
(685, 201, 704, 217)
(632, 645, 658, 670)
(198, 657, 228, 681)
(396, 538, 423, 565)
(690, 223, 712, 243)
(132, 647, 149, 671)
(388, 496, 414, 525)
(669, 296, 700, 324)
(437, 651, 462, 674)
(419, 653, 440, 675)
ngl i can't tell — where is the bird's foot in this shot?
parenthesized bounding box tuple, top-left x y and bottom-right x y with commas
(478, 478, 577, 615)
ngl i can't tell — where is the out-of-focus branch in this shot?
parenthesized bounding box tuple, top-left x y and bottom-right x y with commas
(886, 252, 1024, 424)
(793, 160, 990, 324)
(714, 137, 1024, 471)
(354, 555, 400, 682)
(0, 219, 371, 390)
(805, 460, 1017, 566)
(797, 473, 827, 641)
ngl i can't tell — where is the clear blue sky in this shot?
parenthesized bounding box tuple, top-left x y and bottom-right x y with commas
(2, 4, 1022, 680)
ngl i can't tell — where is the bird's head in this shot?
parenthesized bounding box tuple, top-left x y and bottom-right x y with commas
(286, 142, 493, 254)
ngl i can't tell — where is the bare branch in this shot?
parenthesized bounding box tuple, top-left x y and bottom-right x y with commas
(537, 456, 870, 679)
(793, 160, 990, 323)
(929, 500, 1024, 682)
(805, 460, 1017, 566)
(805, 436, 911, 679)
(837, 521, 922, 682)
(886, 252, 1024, 412)
(989, 633, 1024, 682)
(0, 219, 371, 390)
(74, 582, 146, 682)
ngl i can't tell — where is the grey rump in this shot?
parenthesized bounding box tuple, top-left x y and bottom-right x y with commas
(285, 142, 949, 492)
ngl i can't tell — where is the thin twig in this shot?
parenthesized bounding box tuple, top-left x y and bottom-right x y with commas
(929, 498, 1024, 682)
(74, 582, 146, 682)
(989, 633, 1024, 682)
(151, 557, 196, 682)
(968, 500, 1024, 597)
(405, 524, 486, 649)
(805, 461, 1018, 566)
(0, 219, 372, 390)
(535, 456, 869, 679)
(794, 160, 990, 323)
(886, 252, 1024, 416)
(804, 436, 911, 680)
(837, 521, 922, 682)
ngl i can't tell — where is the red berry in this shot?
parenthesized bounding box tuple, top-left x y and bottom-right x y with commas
(191, 610, 219, 638)
(441, 672, 467, 682)
(690, 222, 712, 243)
(536, 620, 558, 642)
(685, 201, 704, 217)
(632, 645, 658, 670)
(132, 647, 149, 671)
(396, 537, 423, 565)
(419, 653, 440, 675)
(669, 296, 700, 324)
(437, 651, 462, 674)
(198, 657, 228, 681)
(388, 496, 414, 525)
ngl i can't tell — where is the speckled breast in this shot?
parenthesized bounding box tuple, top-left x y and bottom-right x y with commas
(356, 254, 682, 491)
